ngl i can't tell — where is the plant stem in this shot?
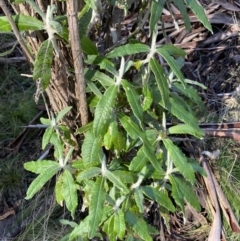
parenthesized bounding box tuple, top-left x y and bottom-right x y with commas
(0, 0, 34, 64)
(67, 0, 88, 126)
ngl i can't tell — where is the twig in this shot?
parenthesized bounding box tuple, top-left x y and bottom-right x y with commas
(0, 0, 34, 64)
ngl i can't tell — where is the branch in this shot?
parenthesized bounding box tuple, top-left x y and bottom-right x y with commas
(0, 0, 34, 64)
(67, 0, 88, 126)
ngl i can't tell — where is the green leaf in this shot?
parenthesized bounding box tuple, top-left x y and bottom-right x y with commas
(75, 122, 93, 134)
(103, 215, 116, 241)
(88, 177, 106, 238)
(163, 139, 195, 183)
(76, 167, 101, 182)
(0, 14, 44, 32)
(141, 186, 175, 212)
(114, 210, 126, 239)
(172, 0, 191, 31)
(168, 124, 204, 139)
(125, 211, 153, 241)
(33, 39, 54, 89)
(156, 47, 185, 85)
(122, 80, 143, 125)
(112, 130, 126, 156)
(149, 58, 169, 108)
(62, 170, 78, 218)
(85, 69, 115, 87)
(42, 126, 54, 149)
(81, 130, 102, 168)
(119, 114, 145, 140)
(78, 5, 92, 38)
(106, 43, 150, 58)
(86, 78, 103, 98)
(40, 117, 51, 125)
(149, 0, 166, 33)
(56, 106, 72, 122)
(81, 36, 98, 55)
(24, 160, 60, 174)
(129, 147, 148, 172)
(69, 216, 91, 240)
(184, 0, 212, 32)
(134, 188, 144, 213)
(55, 173, 64, 205)
(142, 141, 164, 174)
(25, 164, 61, 199)
(161, 44, 186, 57)
(104, 120, 118, 150)
(165, 97, 202, 134)
(93, 85, 118, 136)
(142, 85, 153, 111)
(173, 176, 200, 211)
(106, 170, 129, 194)
(172, 83, 204, 107)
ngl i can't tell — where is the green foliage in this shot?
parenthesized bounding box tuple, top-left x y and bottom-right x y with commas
(1, 0, 214, 239)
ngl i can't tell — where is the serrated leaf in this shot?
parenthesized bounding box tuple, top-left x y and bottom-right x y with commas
(122, 80, 143, 125)
(24, 160, 60, 174)
(106, 43, 150, 58)
(113, 130, 126, 156)
(163, 139, 195, 183)
(184, 0, 212, 32)
(112, 170, 135, 184)
(55, 173, 64, 205)
(86, 78, 103, 98)
(134, 188, 144, 213)
(142, 85, 153, 111)
(81, 36, 98, 55)
(141, 186, 175, 212)
(165, 97, 202, 134)
(56, 106, 72, 122)
(149, 58, 169, 108)
(168, 124, 204, 138)
(172, 0, 191, 31)
(40, 117, 51, 125)
(114, 210, 126, 239)
(142, 140, 164, 174)
(104, 120, 118, 150)
(125, 211, 152, 241)
(174, 176, 200, 211)
(42, 126, 54, 149)
(85, 69, 114, 87)
(33, 39, 53, 89)
(106, 170, 129, 194)
(25, 164, 61, 199)
(78, 5, 92, 38)
(88, 177, 106, 238)
(149, 0, 166, 33)
(75, 122, 93, 134)
(161, 44, 186, 57)
(76, 167, 101, 182)
(156, 47, 184, 85)
(103, 215, 116, 241)
(172, 83, 204, 107)
(69, 216, 91, 240)
(169, 175, 184, 212)
(62, 170, 78, 218)
(93, 85, 118, 136)
(129, 147, 148, 172)
(119, 114, 145, 140)
(0, 14, 44, 32)
(81, 130, 102, 168)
